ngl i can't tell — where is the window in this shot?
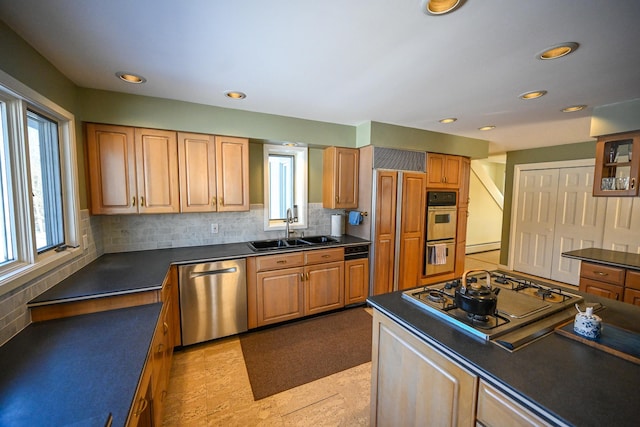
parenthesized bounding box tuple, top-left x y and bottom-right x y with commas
(263, 144, 308, 232)
(0, 70, 80, 294)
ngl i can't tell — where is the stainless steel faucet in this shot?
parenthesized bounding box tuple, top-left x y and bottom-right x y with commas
(285, 208, 293, 239)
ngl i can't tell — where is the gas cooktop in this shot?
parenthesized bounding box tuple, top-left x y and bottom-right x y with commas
(402, 270, 594, 351)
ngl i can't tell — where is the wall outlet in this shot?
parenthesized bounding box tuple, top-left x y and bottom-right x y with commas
(211, 223, 219, 234)
(82, 234, 88, 250)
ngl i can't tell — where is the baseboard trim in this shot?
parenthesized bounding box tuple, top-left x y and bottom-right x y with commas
(466, 242, 501, 254)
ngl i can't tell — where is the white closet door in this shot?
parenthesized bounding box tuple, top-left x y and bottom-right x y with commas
(602, 197, 640, 253)
(550, 167, 606, 285)
(512, 169, 559, 277)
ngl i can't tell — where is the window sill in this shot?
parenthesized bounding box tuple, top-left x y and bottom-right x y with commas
(0, 247, 83, 297)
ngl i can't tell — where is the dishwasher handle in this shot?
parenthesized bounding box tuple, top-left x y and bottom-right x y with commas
(189, 267, 237, 279)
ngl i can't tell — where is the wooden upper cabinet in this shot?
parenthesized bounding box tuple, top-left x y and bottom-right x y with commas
(87, 124, 179, 214)
(178, 132, 217, 213)
(86, 123, 137, 215)
(134, 128, 179, 214)
(593, 130, 640, 196)
(427, 153, 462, 189)
(215, 136, 250, 212)
(323, 147, 359, 209)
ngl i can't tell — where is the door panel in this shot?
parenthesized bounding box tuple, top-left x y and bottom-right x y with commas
(512, 169, 559, 278)
(602, 197, 640, 253)
(373, 171, 397, 295)
(397, 172, 426, 290)
(550, 167, 606, 284)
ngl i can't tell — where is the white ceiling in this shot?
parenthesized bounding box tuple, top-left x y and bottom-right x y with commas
(1, 0, 640, 154)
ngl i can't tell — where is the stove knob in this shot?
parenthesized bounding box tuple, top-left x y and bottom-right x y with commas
(467, 276, 478, 284)
(444, 282, 454, 289)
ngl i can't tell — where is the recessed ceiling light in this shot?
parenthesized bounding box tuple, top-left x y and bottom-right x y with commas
(479, 125, 495, 131)
(116, 72, 146, 84)
(439, 117, 457, 124)
(224, 91, 247, 99)
(538, 42, 579, 60)
(421, 0, 462, 15)
(519, 90, 547, 100)
(561, 105, 587, 113)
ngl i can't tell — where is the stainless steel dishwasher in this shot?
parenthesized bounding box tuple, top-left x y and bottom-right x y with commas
(178, 258, 247, 346)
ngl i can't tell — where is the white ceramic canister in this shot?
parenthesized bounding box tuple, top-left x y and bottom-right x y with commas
(573, 304, 602, 339)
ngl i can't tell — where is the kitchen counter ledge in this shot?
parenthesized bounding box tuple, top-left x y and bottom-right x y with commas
(29, 236, 369, 306)
(368, 289, 640, 427)
(562, 247, 640, 270)
(0, 304, 162, 427)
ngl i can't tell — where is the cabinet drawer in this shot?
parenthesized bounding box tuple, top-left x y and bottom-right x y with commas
(580, 262, 625, 285)
(624, 287, 640, 306)
(256, 252, 304, 272)
(305, 247, 344, 265)
(477, 381, 552, 427)
(626, 269, 640, 290)
(579, 278, 623, 301)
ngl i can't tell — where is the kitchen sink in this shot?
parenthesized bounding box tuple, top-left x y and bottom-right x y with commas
(248, 235, 337, 251)
(299, 235, 337, 244)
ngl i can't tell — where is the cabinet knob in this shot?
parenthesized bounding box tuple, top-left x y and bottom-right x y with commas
(595, 271, 608, 276)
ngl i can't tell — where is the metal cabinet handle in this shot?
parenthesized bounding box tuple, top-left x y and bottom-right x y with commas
(321, 254, 330, 258)
(157, 343, 164, 353)
(163, 322, 169, 334)
(594, 271, 608, 276)
(306, 272, 310, 281)
(132, 197, 136, 207)
(211, 197, 216, 206)
(335, 196, 339, 203)
(300, 273, 304, 281)
(140, 196, 145, 207)
(134, 397, 148, 416)
(632, 178, 636, 189)
(277, 260, 287, 264)
(219, 197, 223, 206)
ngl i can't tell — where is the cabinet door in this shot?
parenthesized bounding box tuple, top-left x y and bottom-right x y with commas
(444, 155, 462, 187)
(322, 147, 359, 209)
(86, 123, 137, 214)
(256, 267, 304, 326)
(371, 310, 477, 427)
(427, 153, 446, 187)
(624, 288, 640, 306)
(215, 136, 249, 211)
(177, 132, 217, 212)
(304, 261, 344, 315)
(477, 380, 553, 427)
(372, 171, 397, 295)
(397, 172, 426, 290)
(345, 258, 369, 305)
(579, 278, 623, 301)
(135, 128, 179, 214)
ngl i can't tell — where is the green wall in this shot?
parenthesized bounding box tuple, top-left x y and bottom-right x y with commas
(500, 141, 596, 265)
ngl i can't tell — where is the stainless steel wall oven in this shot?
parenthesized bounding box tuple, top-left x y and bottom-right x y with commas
(425, 191, 457, 275)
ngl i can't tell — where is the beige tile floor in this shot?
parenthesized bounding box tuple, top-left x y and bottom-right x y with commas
(162, 251, 501, 426)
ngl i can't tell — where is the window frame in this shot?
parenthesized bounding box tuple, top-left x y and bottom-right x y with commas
(0, 69, 81, 296)
(263, 144, 308, 232)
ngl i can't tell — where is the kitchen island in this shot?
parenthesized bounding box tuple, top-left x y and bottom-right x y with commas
(367, 288, 640, 426)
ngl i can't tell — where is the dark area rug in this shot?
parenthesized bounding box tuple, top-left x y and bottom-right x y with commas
(240, 308, 373, 400)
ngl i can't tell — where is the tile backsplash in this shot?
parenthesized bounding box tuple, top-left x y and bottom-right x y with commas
(0, 204, 347, 346)
(101, 203, 344, 253)
(0, 210, 103, 346)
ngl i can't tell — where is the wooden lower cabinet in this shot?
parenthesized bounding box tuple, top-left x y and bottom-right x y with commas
(580, 278, 623, 300)
(305, 261, 344, 315)
(579, 261, 625, 301)
(250, 248, 347, 327)
(256, 267, 305, 326)
(477, 381, 552, 427)
(127, 361, 153, 427)
(345, 258, 369, 305)
(371, 310, 477, 427)
(624, 287, 640, 306)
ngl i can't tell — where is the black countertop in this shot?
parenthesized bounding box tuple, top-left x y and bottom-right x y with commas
(562, 248, 640, 270)
(367, 290, 640, 427)
(30, 235, 369, 305)
(0, 304, 161, 427)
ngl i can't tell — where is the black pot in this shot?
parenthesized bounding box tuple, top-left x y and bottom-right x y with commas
(455, 285, 499, 316)
(455, 269, 500, 316)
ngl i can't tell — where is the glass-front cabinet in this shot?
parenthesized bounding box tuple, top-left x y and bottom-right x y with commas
(593, 130, 640, 196)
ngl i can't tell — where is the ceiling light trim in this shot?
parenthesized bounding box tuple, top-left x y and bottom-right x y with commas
(439, 117, 457, 124)
(225, 91, 247, 99)
(479, 125, 496, 131)
(519, 90, 547, 100)
(561, 105, 587, 113)
(537, 42, 579, 60)
(421, 0, 462, 15)
(116, 72, 146, 84)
